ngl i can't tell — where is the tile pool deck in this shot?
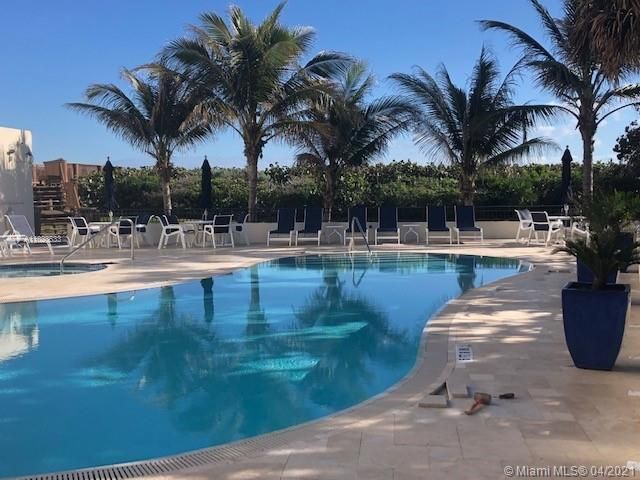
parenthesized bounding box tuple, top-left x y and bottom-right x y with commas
(1, 242, 639, 479)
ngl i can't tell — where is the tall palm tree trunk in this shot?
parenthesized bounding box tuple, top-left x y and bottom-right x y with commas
(323, 166, 338, 220)
(161, 180, 173, 214)
(245, 145, 260, 222)
(580, 124, 595, 204)
(158, 154, 173, 214)
(460, 175, 475, 206)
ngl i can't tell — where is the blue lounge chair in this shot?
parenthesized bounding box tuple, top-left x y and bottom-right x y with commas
(454, 205, 483, 244)
(375, 206, 400, 245)
(267, 208, 296, 246)
(346, 206, 368, 245)
(425, 206, 452, 245)
(296, 207, 323, 246)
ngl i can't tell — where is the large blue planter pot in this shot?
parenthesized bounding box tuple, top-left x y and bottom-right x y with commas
(576, 260, 617, 284)
(561, 282, 629, 370)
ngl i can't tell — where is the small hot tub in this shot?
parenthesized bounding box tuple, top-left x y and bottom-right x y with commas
(0, 263, 105, 278)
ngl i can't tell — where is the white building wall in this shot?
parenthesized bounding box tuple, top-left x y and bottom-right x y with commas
(0, 126, 34, 229)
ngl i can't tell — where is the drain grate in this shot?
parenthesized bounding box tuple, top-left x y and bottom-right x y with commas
(456, 344, 473, 362)
(15, 428, 298, 480)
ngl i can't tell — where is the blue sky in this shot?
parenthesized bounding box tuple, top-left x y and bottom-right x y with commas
(0, 0, 636, 169)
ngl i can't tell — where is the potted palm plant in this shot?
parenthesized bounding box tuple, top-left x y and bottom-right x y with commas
(557, 193, 640, 370)
(575, 192, 640, 282)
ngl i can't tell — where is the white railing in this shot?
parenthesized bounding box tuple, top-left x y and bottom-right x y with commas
(60, 218, 135, 273)
(348, 216, 371, 255)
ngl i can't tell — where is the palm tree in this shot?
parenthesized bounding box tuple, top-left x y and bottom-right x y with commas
(480, 0, 640, 202)
(291, 62, 416, 216)
(68, 66, 212, 213)
(164, 3, 350, 220)
(391, 48, 558, 205)
(568, 0, 640, 81)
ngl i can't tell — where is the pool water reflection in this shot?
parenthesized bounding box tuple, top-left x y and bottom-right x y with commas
(0, 253, 525, 477)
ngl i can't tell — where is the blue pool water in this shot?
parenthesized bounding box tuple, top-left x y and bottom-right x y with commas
(0, 253, 525, 477)
(0, 263, 105, 278)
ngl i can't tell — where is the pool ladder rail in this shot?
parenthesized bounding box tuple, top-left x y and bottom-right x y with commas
(348, 216, 372, 256)
(60, 218, 135, 273)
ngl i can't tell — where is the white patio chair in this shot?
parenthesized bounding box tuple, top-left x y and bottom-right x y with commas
(570, 221, 589, 241)
(203, 215, 235, 248)
(108, 217, 138, 249)
(527, 211, 564, 246)
(4, 214, 65, 254)
(134, 214, 153, 246)
(158, 214, 187, 249)
(514, 209, 533, 242)
(68, 217, 95, 247)
(233, 213, 250, 246)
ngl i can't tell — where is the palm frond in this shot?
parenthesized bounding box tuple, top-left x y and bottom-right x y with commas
(485, 137, 558, 166)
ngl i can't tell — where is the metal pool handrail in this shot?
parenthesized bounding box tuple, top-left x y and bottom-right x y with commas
(60, 218, 135, 273)
(348, 216, 372, 256)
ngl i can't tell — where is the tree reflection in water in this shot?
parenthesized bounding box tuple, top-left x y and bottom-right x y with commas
(200, 278, 214, 324)
(456, 255, 478, 293)
(246, 265, 268, 337)
(293, 259, 410, 410)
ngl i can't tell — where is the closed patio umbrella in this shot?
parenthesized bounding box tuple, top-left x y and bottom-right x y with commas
(560, 146, 573, 206)
(200, 156, 212, 219)
(104, 158, 117, 219)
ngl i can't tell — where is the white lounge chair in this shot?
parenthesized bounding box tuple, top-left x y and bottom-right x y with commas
(514, 209, 534, 242)
(4, 214, 65, 254)
(527, 211, 563, 246)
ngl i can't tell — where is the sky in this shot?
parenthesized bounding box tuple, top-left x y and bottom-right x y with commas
(0, 0, 637, 170)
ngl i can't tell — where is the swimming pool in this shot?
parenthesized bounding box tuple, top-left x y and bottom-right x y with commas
(0, 253, 526, 478)
(0, 263, 105, 278)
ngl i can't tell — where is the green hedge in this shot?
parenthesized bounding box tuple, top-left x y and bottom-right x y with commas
(77, 160, 639, 217)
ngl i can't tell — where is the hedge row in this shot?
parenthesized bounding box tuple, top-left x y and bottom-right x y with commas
(77, 160, 638, 219)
